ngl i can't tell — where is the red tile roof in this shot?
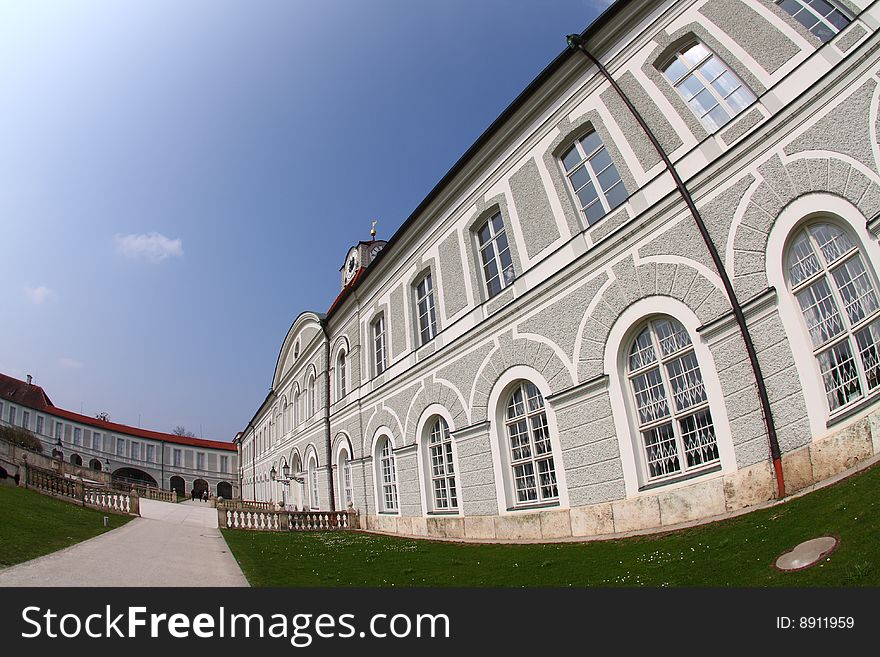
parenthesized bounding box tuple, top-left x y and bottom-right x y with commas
(0, 372, 236, 452)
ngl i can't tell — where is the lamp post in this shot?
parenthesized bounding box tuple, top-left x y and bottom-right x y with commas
(270, 462, 303, 510)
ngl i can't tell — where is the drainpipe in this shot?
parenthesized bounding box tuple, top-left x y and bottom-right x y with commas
(566, 34, 785, 498)
(320, 319, 337, 513)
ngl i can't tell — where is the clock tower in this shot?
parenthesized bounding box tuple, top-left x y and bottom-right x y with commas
(339, 221, 387, 290)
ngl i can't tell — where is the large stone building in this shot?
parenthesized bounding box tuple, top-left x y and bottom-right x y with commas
(0, 373, 238, 498)
(237, 0, 880, 540)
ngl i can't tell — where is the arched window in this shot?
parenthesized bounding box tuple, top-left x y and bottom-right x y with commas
(504, 382, 558, 505)
(426, 417, 457, 512)
(294, 389, 301, 426)
(376, 437, 399, 513)
(337, 446, 353, 508)
(625, 317, 719, 482)
(561, 130, 628, 226)
(307, 454, 319, 510)
(308, 374, 316, 417)
(662, 41, 756, 132)
(786, 222, 880, 413)
(337, 349, 347, 400)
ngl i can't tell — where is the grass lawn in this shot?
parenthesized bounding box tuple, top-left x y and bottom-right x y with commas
(223, 462, 880, 587)
(0, 485, 134, 568)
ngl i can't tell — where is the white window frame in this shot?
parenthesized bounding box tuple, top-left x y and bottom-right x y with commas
(336, 348, 347, 400)
(476, 212, 515, 298)
(373, 433, 399, 514)
(131, 442, 140, 461)
(36, 415, 44, 435)
(426, 416, 458, 513)
(624, 317, 721, 485)
(197, 452, 206, 471)
(8, 406, 16, 425)
(662, 41, 756, 133)
(146, 444, 155, 463)
(22, 410, 30, 430)
(372, 315, 387, 376)
(775, 0, 852, 42)
(307, 454, 319, 510)
(221, 455, 229, 474)
(561, 131, 628, 226)
(308, 373, 316, 418)
(173, 448, 182, 467)
(73, 427, 82, 446)
(415, 272, 438, 345)
(336, 442, 354, 508)
(785, 220, 880, 415)
(54, 421, 63, 442)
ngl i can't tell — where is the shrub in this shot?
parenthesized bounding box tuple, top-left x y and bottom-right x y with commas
(0, 425, 44, 453)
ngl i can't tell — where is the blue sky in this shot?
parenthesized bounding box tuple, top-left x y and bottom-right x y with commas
(0, 0, 611, 440)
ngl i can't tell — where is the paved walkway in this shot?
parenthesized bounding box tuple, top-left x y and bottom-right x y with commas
(0, 498, 248, 587)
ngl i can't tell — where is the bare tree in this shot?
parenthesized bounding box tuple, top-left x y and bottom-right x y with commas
(95, 411, 111, 422)
(173, 426, 196, 438)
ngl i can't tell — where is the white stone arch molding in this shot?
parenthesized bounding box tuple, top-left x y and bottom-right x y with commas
(272, 311, 324, 390)
(486, 365, 570, 515)
(369, 426, 400, 516)
(414, 403, 462, 517)
(766, 192, 880, 436)
(303, 442, 320, 509)
(604, 295, 736, 498)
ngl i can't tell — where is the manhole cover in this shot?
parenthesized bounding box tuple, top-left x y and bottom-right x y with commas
(775, 537, 838, 571)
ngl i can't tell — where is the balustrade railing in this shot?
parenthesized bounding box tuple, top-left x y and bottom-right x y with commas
(216, 498, 273, 511)
(25, 464, 139, 516)
(221, 508, 357, 531)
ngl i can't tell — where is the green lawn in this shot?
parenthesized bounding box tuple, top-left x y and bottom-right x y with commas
(223, 462, 880, 587)
(0, 485, 134, 567)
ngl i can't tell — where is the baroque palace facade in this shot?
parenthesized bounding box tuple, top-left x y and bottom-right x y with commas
(0, 373, 238, 499)
(238, 0, 880, 540)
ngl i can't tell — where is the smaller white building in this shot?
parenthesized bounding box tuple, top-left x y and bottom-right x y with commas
(0, 372, 238, 498)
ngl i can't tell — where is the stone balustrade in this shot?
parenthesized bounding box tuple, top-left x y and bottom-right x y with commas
(220, 508, 357, 532)
(216, 498, 274, 511)
(25, 464, 139, 516)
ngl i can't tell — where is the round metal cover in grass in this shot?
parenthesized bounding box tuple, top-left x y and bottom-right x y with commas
(775, 537, 838, 571)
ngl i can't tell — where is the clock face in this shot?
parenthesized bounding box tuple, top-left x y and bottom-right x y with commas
(343, 249, 360, 283)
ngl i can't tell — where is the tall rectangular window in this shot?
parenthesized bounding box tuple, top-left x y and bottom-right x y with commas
(22, 411, 30, 430)
(221, 455, 229, 473)
(116, 439, 126, 457)
(173, 449, 182, 467)
(415, 273, 438, 345)
(197, 452, 205, 470)
(93, 432, 102, 451)
(663, 42, 756, 132)
(562, 131, 628, 226)
(373, 316, 387, 376)
(776, 0, 851, 42)
(54, 421, 63, 442)
(131, 442, 140, 460)
(73, 427, 82, 446)
(8, 406, 16, 425)
(36, 415, 44, 435)
(146, 444, 155, 462)
(477, 212, 515, 298)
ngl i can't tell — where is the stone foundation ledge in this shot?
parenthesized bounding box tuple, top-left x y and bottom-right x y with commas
(356, 407, 880, 544)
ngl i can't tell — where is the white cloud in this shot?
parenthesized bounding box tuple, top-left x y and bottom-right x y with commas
(23, 284, 54, 304)
(114, 232, 184, 263)
(58, 357, 83, 369)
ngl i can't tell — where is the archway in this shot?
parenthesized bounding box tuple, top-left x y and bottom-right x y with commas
(89, 458, 103, 471)
(192, 478, 208, 498)
(217, 481, 232, 499)
(69, 453, 82, 466)
(112, 467, 158, 490)
(170, 476, 185, 496)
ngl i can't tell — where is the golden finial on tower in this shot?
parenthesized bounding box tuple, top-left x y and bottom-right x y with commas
(370, 218, 377, 239)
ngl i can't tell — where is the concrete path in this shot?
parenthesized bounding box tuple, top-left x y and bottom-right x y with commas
(0, 498, 249, 587)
